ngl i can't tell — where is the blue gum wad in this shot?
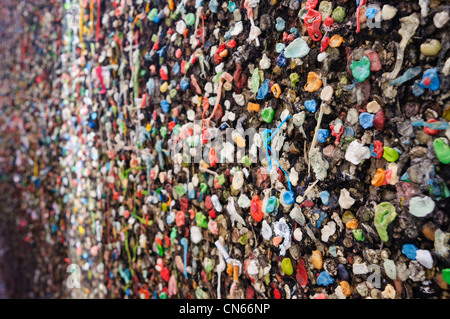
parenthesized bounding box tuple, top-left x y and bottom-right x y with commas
(276, 52, 287, 66)
(305, 99, 317, 113)
(350, 56, 371, 82)
(359, 112, 375, 129)
(180, 78, 190, 91)
(173, 62, 180, 75)
(319, 190, 330, 205)
(283, 191, 295, 205)
(402, 244, 418, 260)
(257, 79, 270, 100)
(161, 100, 170, 113)
(419, 68, 440, 91)
(310, 209, 327, 228)
(317, 271, 335, 286)
(317, 129, 330, 143)
(374, 202, 397, 242)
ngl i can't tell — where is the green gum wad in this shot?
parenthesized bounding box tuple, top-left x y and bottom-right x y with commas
(159, 292, 168, 299)
(217, 174, 226, 185)
(443, 268, 450, 285)
(238, 233, 248, 245)
(433, 138, 450, 164)
(282, 257, 294, 275)
(290, 72, 300, 87)
(383, 147, 399, 162)
(350, 56, 371, 82)
(261, 107, 275, 123)
(332, 6, 346, 23)
(147, 8, 158, 21)
(175, 184, 186, 197)
(252, 68, 260, 93)
(204, 257, 214, 272)
(196, 212, 208, 228)
(170, 227, 177, 239)
(266, 196, 278, 213)
(241, 155, 252, 166)
(352, 229, 365, 241)
(185, 13, 196, 26)
(195, 287, 207, 299)
(169, 88, 177, 98)
(160, 126, 168, 138)
(374, 202, 397, 242)
(172, 124, 181, 135)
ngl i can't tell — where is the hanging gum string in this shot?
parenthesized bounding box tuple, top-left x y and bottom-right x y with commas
(356, 0, 367, 33)
(205, 72, 232, 123)
(95, 0, 101, 41)
(133, 49, 140, 102)
(199, 165, 218, 176)
(79, 0, 84, 48)
(89, 0, 94, 36)
(197, 51, 207, 78)
(180, 238, 189, 278)
(310, 103, 325, 150)
(168, 0, 175, 11)
(270, 146, 292, 192)
(193, 6, 205, 47)
(175, 0, 188, 15)
(216, 254, 225, 299)
(201, 73, 231, 136)
(190, 74, 202, 94)
(244, 0, 260, 46)
(201, 8, 205, 47)
(264, 115, 292, 192)
(194, 6, 202, 37)
(124, 229, 134, 276)
(412, 120, 449, 130)
(201, 97, 208, 121)
(132, 13, 143, 29)
(307, 103, 325, 176)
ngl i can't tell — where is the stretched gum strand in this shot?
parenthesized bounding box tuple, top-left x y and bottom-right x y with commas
(199, 165, 219, 176)
(264, 115, 292, 169)
(205, 72, 233, 123)
(244, 0, 254, 20)
(201, 8, 205, 47)
(270, 145, 292, 192)
(263, 116, 292, 191)
(356, 0, 367, 33)
(79, 0, 84, 46)
(96, 67, 107, 93)
(244, 0, 260, 46)
(89, 0, 94, 36)
(190, 74, 202, 95)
